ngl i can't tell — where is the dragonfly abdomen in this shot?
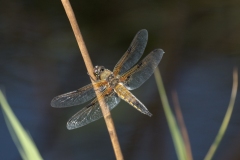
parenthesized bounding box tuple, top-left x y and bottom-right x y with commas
(114, 83, 152, 117)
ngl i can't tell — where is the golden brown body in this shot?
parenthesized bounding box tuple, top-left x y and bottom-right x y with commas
(51, 29, 164, 129)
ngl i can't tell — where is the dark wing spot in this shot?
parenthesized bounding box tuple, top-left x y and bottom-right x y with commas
(137, 62, 143, 68)
(86, 103, 94, 108)
(127, 46, 132, 52)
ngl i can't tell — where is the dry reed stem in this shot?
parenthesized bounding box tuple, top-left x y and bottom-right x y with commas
(172, 91, 193, 160)
(61, 0, 123, 159)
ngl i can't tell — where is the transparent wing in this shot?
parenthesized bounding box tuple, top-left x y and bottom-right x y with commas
(120, 49, 164, 90)
(113, 29, 148, 76)
(67, 89, 120, 129)
(51, 81, 107, 108)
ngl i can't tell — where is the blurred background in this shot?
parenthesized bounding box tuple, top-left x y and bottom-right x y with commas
(1, 0, 240, 160)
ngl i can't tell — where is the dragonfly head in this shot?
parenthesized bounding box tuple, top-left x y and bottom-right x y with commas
(94, 65, 112, 80)
(94, 65, 105, 80)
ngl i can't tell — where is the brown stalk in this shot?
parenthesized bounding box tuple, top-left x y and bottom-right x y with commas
(172, 90, 193, 160)
(61, 0, 123, 159)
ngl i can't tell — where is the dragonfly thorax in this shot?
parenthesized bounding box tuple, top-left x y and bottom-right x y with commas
(107, 74, 119, 88)
(94, 66, 119, 88)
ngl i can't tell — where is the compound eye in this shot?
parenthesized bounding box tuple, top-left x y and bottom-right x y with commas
(100, 67, 105, 72)
(94, 66, 99, 73)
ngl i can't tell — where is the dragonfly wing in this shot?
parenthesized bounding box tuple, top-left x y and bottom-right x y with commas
(114, 83, 152, 116)
(67, 89, 120, 129)
(51, 81, 107, 108)
(120, 49, 164, 90)
(113, 29, 148, 76)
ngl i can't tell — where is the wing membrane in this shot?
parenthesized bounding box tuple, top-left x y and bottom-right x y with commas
(67, 89, 120, 129)
(120, 49, 164, 90)
(51, 81, 107, 108)
(113, 29, 148, 76)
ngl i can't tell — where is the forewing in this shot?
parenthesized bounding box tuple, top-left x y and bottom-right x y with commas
(120, 49, 164, 90)
(51, 81, 107, 108)
(113, 29, 148, 76)
(66, 90, 120, 129)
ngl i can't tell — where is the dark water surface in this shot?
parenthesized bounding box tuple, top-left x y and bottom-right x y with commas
(1, 1, 240, 160)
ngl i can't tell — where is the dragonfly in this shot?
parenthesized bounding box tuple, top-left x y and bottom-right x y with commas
(51, 29, 164, 130)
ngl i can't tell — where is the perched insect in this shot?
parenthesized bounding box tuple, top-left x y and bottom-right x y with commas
(51, 29, 164, 130)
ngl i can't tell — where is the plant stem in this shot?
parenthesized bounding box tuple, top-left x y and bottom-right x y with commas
(61, 0, 123, 159)
(204, 68, 238, 160)
(172, 91, 193, 160)
(154, 68, 187, 160)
